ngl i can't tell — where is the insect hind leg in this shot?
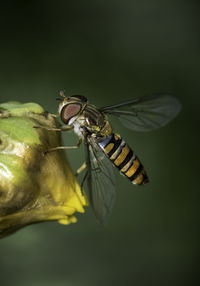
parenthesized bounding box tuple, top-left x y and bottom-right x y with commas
(80, 170, 89, 193)
(75, 162, 101, 177)
(75, 162, 87, 176)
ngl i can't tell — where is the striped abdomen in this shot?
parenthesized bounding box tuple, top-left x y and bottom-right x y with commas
(98, 133, 149, 185)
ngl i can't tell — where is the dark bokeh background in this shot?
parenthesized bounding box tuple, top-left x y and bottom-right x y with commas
(0, 1, 199, 285)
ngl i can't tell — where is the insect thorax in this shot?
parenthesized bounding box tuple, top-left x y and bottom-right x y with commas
(74, 104, 112, 139)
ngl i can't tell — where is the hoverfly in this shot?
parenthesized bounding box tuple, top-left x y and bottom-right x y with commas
(48, 92, 181, 223)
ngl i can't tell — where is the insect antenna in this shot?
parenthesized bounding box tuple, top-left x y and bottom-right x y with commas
(59, 90, 66, 97)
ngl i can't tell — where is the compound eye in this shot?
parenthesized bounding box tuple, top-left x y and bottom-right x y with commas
(61, 103, 81, 124)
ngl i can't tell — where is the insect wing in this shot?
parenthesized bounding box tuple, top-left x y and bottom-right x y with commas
(85, 137, 116, 223)
(100, 94, 181, 131)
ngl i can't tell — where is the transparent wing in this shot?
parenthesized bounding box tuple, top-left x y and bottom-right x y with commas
(84, 136, 116, 223)
(100, 94, 181, 131)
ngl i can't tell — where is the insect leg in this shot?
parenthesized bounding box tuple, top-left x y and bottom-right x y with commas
(80, 169, 89, 193)
(75, 161, 101, 177)
(44, 138, 82, 154)
(33, 125, 74, 132)
(75, 162, 87, 176)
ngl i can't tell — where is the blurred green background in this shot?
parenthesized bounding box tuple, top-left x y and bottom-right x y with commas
(0, 1, 199, 285)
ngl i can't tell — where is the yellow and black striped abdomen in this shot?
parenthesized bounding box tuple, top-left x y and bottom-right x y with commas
(98, 133, 149, 185)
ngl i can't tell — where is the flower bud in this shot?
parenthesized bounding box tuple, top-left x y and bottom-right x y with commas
(0, 101, 87, 238)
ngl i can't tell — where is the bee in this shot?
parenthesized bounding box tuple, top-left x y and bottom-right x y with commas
(46, 92, 181, 222)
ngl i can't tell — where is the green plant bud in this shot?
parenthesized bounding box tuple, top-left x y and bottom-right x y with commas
(0, 102, 87, 238)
